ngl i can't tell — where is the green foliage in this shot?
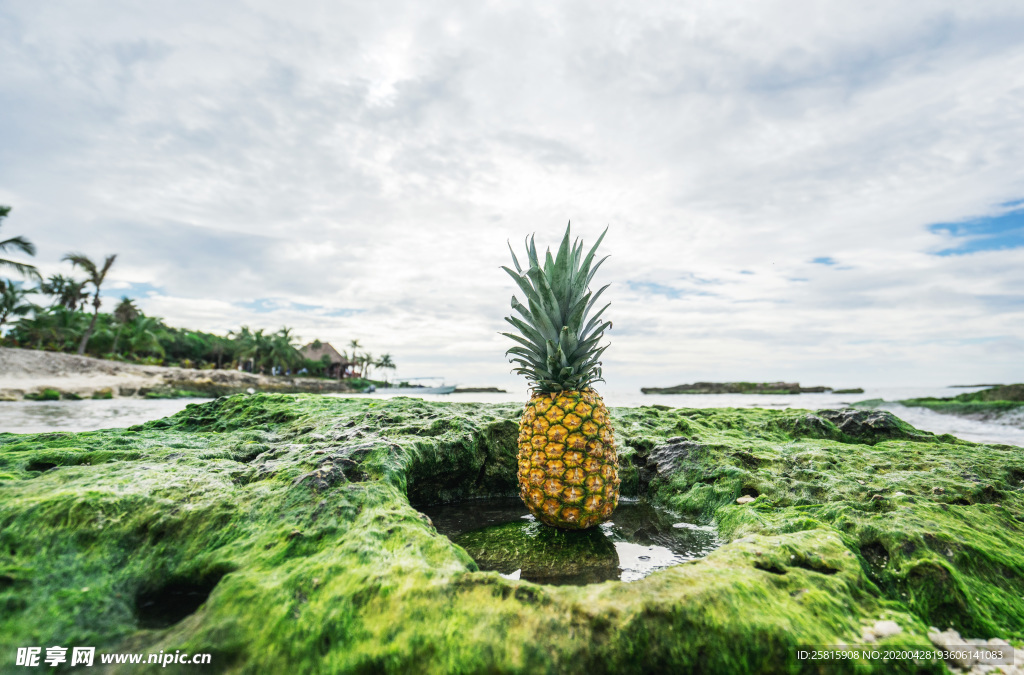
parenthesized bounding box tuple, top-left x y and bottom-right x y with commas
(1, 205, 385, 379)
(0, 205, 40, 282)
(5, 302, 383, 379)
(345, 377, 389, 390)
(0, 280, 35, 332)
(63, 252, 117, 355)
(229, 325, 304, 374)
(300, 357, 328, 377)
(502, 222, 612, 393)
(39, 274, 89, 311)
(5, 305, 89, 350)
(6, 273, 386, 378)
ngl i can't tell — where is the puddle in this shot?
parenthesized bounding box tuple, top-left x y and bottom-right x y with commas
(420, 497, 720, 585)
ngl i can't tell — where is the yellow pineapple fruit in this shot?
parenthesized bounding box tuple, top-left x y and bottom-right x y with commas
(502, 223, 618, 529)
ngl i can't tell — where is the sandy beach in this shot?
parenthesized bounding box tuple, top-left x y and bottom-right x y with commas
(0, 346, 356, 400)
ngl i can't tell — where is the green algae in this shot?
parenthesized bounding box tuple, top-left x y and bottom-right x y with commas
(0, 396, 1021, 674)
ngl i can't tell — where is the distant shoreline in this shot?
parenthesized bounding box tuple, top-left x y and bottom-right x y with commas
(0, 347, 357, 401)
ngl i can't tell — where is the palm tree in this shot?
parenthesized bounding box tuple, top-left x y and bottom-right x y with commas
(63, 252, 116, 355)
(39, 274, 89, 311)
(124, 315, 164, 358)
(375, 353, 396, 384)
(110, 297, 140, 355)
(0, 281, 35, 335)
(359, 351, 375, 380)
(343, 339, 365, 376)
(208, 335, 230, 369)
(267, 327, 303, 374)
(234, 327, 273, 373)
(0, 206, 41, 283)
(229, 326, 256, 371)
(11, 306, 87, 351)
(345, 339, 361, 363)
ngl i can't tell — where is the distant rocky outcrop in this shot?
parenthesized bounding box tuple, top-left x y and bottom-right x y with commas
(641, 381, 835, 395)
(901, 384, 1024, 422)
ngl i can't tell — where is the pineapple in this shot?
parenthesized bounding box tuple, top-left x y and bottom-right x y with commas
(502, 223, 618, 530)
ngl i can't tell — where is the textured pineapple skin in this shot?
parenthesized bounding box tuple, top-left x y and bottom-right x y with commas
(516, 389, 620, 530)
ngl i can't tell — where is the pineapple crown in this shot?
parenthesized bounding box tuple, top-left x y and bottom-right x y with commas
(501, 222, 612, 393)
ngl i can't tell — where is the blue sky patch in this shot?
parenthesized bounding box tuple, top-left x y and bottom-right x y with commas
(929, 206, 1024, 255)
(626, 281, 714, 299)
(234, 298, 363, 316)
(810, 257, 836, 265)
(99, 282, 164, 302)
(235, 299, 282, 314)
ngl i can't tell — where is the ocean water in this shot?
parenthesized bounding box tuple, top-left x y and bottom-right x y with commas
(0, 398, 198, 435)
(1, 385, 1021, 446)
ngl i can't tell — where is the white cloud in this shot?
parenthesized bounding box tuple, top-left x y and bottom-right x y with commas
(1, 1, 1022, 389)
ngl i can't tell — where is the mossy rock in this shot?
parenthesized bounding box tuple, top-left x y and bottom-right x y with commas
(971, 384, 1024, 402)
(902, 383, 1024, 416)
(23, 388, 61, 401)
(91, 387, 114, 400)
(0, 396, 1021, 674)
(141, 387, 216, 399)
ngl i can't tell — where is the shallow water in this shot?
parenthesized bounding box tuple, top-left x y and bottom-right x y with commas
(876, 402, 1024, 447)
(337, 385, 1024, 446)
(0, 398, 195, 434)
(420, 497, 720, 585)
(346, 384, 991, 409)
(0, 385, 1020, 446)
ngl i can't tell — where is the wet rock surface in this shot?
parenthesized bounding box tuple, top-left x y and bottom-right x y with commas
(816, 407, 937, 444)
(0, 394, 1021, 674)
(633, 436, 707, 489)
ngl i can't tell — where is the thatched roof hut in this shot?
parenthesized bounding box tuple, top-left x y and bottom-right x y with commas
(300, 342, 354, 379)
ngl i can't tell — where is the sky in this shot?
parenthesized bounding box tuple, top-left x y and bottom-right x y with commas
(1, 1, 1023, 393)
